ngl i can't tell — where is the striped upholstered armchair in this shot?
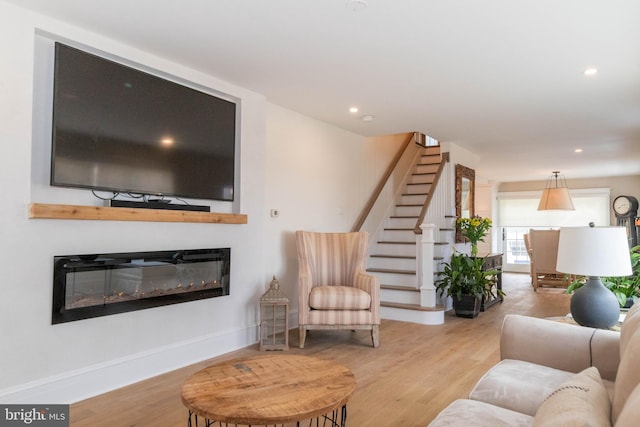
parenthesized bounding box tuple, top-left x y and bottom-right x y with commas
(295, 231, 380, 348)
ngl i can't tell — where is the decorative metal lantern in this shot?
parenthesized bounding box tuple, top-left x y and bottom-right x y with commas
(260, 276, 289, 351)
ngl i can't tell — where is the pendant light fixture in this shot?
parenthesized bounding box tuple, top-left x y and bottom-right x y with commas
(537, 171, 575, 210)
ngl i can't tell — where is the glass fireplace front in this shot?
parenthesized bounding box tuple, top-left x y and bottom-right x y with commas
(52, 248, 230, 324)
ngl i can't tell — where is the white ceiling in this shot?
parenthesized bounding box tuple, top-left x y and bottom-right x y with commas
(8, 0, 640, 182)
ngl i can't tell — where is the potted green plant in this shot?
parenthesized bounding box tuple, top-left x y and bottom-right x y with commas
(566, 245, 640, 308)
(436, 252, 500, 318)
(457, 216, 492, 256)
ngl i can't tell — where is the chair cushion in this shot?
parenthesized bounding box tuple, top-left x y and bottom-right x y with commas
(428, 399, 533, 427)
(533, 367, 611, 427)
(469, 359, 574, 416)
(306, 309, 374, 326)
(309, 286, 371, 310)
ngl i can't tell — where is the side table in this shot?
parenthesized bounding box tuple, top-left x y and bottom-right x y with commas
(547, 312, 626, 332)
(478, 253, 503, 310)
(181, 354, 356, 426)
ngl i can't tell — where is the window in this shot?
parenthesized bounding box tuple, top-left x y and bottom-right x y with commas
(497, 188, 610, 272)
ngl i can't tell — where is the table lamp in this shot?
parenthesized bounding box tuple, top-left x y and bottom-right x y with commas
(556, 226, 632, 329)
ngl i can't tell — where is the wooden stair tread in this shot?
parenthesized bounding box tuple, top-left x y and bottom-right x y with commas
(380, 284, 419, 292)
(381, 301, 445, 312)
(370, 254, 442, 261)
(367, 268, 415, 275)
(370, 254, 415, 259)
(365, 144, 449, 309)
(377, 240, 448, 245)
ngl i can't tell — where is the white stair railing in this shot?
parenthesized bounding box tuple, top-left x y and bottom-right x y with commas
(417, 158, 454, 307)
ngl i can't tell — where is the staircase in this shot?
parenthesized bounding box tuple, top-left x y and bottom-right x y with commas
(365, 145, 455, 325)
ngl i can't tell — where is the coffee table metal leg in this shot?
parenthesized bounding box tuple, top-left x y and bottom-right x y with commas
(315, 404, 347, 427)
(187, 405, 347, 427)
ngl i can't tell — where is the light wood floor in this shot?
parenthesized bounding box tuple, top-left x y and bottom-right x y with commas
(70, 273, 571, 427)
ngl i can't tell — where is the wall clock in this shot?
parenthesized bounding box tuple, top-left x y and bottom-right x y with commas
(613, 195, 639, 218)
(613, 195, 639, 248)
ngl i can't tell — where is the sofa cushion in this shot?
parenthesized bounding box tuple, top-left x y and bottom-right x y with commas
(309, 285, 370, 310)
(615, 383, 640, 426)
(533, 367, 611, 427)
(620, 301, 640, 355)
(428, 399, 533, 427)
(612, 327, 640, 423)
(469, 359, 574, 416)
(590, 328, 622, 382)
(500, 314, 595, 374)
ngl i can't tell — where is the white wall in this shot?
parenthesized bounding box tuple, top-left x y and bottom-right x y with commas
(0, 2, 268, 403)
(475, 183, 495, 254)
(0, 2, 401, 404)
(440, 142, 482, 253)
(264, 104, 402, 312)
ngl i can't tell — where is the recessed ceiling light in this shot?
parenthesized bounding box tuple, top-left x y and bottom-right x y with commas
(360, 115, 374, 122)
(349, 107, 359, 113)
(346, 0, 368, 12)
(574, 148, 583, 153)
(161, 137, 174, 146)
(584, 68, 598, 76)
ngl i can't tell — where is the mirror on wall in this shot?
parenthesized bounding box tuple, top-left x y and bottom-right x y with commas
(455, 164, 475, 243)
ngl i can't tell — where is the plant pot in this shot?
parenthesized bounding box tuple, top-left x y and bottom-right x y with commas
(452, 294, 481, 318)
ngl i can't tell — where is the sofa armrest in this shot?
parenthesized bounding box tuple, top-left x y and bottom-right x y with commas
(591, 328, 620, 381)
(500, 314, 620, 381)
(297, 271, 313, 324)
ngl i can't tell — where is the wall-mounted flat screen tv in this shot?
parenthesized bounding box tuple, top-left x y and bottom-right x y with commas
(51, 42, 236, 202)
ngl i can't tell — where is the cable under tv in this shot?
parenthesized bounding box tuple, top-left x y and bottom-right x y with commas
(108, 199, 211, 212)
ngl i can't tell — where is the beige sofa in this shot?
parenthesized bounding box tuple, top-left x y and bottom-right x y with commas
(429, 303, 640, 426)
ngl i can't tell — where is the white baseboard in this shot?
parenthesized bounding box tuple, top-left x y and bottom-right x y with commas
(380, 306, 445, 325)
(0, 324, 258, 404)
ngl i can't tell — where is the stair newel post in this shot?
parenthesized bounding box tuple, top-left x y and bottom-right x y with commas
(419, 223, 437, 307)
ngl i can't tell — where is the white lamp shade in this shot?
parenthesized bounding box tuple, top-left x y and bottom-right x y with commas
(556, 226, 632, 277)
(537, 187, 575, 210)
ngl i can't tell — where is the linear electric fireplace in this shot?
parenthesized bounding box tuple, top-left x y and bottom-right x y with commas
(52, 248, 230, 324)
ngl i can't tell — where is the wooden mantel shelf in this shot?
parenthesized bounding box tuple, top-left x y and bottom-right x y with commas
(28, 203, 248, 224)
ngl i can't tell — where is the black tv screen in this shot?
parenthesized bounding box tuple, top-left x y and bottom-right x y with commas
(51, 42, 236, 201)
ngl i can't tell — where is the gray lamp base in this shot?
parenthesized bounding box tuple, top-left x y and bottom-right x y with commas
(570, 276, 620, 329)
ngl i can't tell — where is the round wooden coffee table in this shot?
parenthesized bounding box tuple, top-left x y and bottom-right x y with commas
(181, 354, 356, 426)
